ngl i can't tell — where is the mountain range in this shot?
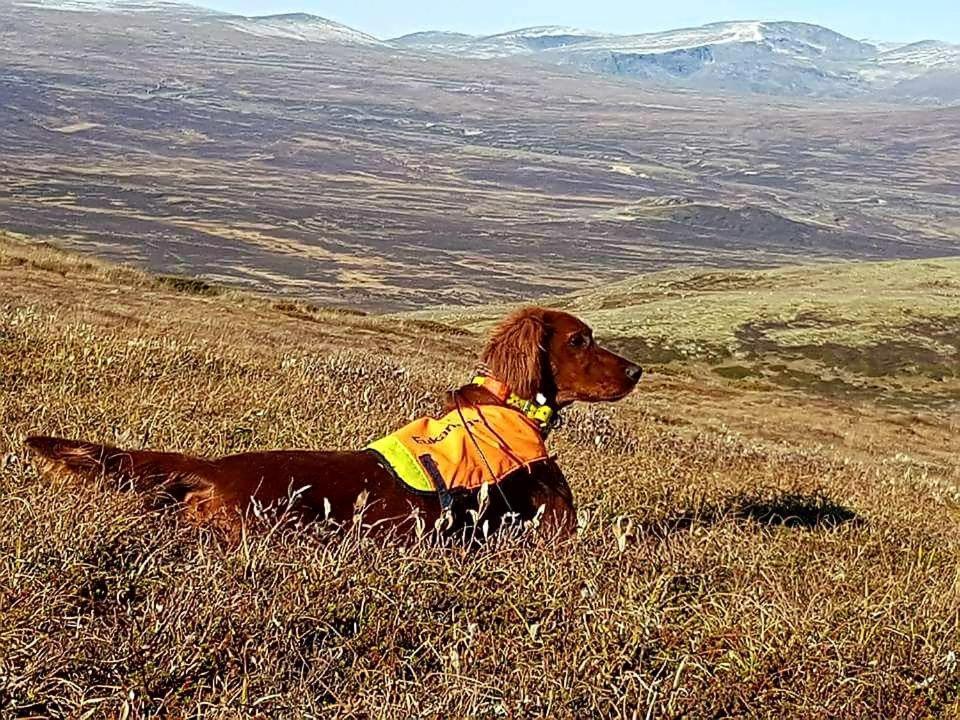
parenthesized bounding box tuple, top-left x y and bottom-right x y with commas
(395, 21, 960, 101)
(10, 0, 960, 102)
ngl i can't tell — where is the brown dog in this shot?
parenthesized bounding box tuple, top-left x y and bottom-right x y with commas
(26, 307, 641, 539)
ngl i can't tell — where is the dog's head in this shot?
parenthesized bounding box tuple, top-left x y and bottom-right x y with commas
(481, 307, 642, 407)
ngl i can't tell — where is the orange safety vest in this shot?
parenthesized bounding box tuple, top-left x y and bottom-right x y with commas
(367, 403, 550, 494)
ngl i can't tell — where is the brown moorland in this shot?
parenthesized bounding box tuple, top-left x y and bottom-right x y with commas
(3, 1, 960, 311)
(1, 233, 959, 718)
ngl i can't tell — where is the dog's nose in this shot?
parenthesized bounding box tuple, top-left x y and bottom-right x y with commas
(625, 363, 643, 382)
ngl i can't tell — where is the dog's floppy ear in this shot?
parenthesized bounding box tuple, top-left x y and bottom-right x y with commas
(481, 308, 547, 399)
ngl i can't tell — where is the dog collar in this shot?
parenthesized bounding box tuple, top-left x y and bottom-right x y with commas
(471, 375, 555, 428)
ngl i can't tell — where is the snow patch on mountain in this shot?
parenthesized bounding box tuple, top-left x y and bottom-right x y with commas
(391, 25, 608, 57)
(13, 0, 197, 11)
(552, 21, 875, 62)
(488, 25, 605, 40)
(391, 31, 478, 54)
(565, 21, 765, 55)
(225, 13, 383, 45)
(877, 40, 960, 68)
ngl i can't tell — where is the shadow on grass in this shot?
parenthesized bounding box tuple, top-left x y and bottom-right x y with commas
(642, 491, 862, 536)
(731, 492, 861, 529)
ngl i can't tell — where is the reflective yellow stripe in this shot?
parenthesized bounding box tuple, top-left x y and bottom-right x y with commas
(367, 434, 434, 492)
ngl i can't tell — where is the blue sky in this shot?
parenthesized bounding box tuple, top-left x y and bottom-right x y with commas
(200, 1, 959, 42)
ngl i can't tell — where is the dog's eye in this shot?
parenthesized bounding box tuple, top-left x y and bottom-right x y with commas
(569, 334, 588, 348)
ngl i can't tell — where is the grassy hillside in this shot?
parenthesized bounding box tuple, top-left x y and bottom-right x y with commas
(1, 234, 959, 718)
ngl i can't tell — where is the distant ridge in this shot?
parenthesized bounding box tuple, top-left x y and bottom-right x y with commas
(224, 12, 384, 45)
(10, 1, 960, 101)
(389, 19, 960, 100)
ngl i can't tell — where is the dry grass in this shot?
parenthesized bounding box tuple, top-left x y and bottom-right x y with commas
(1, 235, 959, 718)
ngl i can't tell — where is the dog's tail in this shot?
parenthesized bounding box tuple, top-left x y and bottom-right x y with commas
(25, 435, 211, 502)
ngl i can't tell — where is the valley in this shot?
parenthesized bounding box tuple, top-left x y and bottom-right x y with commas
(1, 0, 959, 310)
